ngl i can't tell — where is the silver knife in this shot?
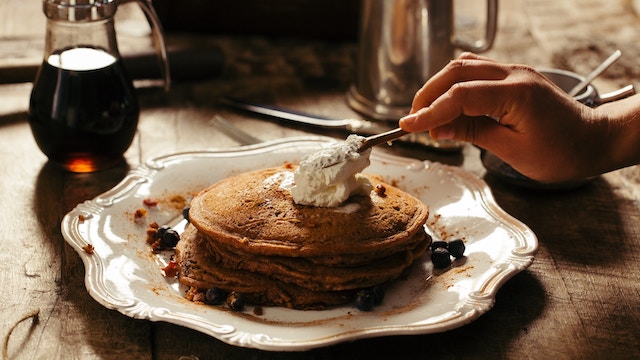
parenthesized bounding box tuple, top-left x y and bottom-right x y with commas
(220, 97, 464, 152)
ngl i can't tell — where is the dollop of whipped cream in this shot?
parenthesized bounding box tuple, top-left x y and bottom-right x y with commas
(290, 134, 372, 207)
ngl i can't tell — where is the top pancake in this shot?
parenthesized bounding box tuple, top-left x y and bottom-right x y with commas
(188, 165, 429, 258)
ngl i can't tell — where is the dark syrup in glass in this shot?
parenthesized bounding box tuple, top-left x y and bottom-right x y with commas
(29, 47, 139, 172)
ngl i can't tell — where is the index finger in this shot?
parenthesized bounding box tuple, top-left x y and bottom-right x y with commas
(401, 79, 514, 133)
(410, 57, 510, 113)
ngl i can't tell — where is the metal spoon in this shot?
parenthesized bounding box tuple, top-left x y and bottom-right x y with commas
(318, 128, 408, 168)
(567, 49, 622, 97)
(358, 127, 408, 152)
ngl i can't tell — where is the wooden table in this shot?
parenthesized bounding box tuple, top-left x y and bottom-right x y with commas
(1, 0, 639, 359)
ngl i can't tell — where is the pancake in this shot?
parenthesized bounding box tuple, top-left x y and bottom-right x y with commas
(176, 225, 354, 309)
(181, 223, 429, 292)
(188, 166, 429, 258)
(176, 164, 430, 309)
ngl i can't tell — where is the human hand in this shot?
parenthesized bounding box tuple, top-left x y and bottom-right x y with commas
(399, 52, 606, 183)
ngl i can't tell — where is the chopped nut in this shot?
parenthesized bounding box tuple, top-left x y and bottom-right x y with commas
(185, 286, 199, 301)
(145, 222, 160, 245)
(375, 184, 387, 197)
(134, 208, 147, 219)
(192, 292, 205, 303)
(143, 198, 158, 207)
(82, 244, 95, 254)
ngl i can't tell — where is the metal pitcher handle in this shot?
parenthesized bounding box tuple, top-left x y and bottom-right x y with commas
(454, 0, 498, 53)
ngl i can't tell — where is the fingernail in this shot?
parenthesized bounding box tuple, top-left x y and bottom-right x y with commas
(433, 125, 455, 140)
(399, 113, 418, 126)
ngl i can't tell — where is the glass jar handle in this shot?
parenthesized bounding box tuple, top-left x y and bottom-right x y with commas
(122, 0, 171, 91)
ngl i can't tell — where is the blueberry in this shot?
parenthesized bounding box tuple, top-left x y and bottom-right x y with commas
(448, 239, 466, 259)
(160, 228, 180, 247)
(355, 289, 375, 311)
(204, 287, 227, 305)
(370, 286, 385, 305)
(182, 205, 190, 222)
(431, 247, 452, 269)
(156, 225, 170, 240)
(430, 240, 449, 251)
(226, 291, 246, 312)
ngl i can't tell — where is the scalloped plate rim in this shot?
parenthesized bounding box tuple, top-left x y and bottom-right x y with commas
(61, 136, 538, 351)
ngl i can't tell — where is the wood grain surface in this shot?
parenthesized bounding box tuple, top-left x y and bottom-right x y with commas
(1, 0, 639, 359)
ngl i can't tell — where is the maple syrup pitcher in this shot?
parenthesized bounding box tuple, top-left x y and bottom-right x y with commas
(28, 0, 170, 172)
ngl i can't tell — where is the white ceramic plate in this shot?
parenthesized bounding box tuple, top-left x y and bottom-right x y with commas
(61, 136, 538, 351)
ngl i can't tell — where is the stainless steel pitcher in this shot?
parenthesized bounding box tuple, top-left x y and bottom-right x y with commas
(347, 0, 498, 121)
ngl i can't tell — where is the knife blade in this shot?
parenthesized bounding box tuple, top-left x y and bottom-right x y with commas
(220, 97, 463, 152)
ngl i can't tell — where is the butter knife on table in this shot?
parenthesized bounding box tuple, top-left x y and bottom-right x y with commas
(220, 97, 463, 152)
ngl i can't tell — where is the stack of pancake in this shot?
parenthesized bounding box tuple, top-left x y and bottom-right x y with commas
(176, 165, 430, 310)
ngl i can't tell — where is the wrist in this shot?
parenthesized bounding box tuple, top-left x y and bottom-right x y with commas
(591, 97, 640, 175)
